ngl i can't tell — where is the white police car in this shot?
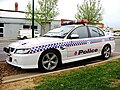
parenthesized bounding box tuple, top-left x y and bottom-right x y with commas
(4, 20, 115, 71)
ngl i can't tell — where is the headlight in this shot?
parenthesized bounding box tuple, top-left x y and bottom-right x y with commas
(15, 48, 30, 54)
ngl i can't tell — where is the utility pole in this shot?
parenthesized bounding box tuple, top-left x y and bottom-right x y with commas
(32, 0, 34, 38)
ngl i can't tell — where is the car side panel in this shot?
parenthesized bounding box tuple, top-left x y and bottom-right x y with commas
(61, 36, 115, 64)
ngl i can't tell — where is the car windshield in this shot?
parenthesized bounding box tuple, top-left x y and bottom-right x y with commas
(43, 26, 74, 38)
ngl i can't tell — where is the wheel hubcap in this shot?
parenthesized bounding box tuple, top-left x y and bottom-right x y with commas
(104, 46, 111, 58)
(42, 52, 58, 70)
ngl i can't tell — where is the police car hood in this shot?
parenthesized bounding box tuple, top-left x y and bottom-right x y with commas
(9, 37, 62, 48)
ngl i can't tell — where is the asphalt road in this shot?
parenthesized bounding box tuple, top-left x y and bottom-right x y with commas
(115, 39, 120, 52)
(0, 39, 120, 61)
(0, 43, 9, 61)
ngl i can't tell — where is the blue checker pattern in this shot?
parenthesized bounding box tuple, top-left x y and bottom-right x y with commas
(28, 40, 88, 54)
(71, 40, 88, 46)
(29, 43, 64, 54)
(28, 38, 113, 54)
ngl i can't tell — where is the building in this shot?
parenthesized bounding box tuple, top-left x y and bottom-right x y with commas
(0, 17, 38, 38)
(0, 16, 61, 38)
(0, 2, 61, 38)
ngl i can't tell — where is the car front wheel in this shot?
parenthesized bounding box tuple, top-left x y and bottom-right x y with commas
(39, 50, 60, 72)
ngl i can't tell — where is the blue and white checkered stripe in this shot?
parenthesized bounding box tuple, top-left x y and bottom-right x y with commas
(29, 43, 63, 54)
(71, 40, 88, 46)
(28, 40, 88, 54)
(28, 38, 114, 54)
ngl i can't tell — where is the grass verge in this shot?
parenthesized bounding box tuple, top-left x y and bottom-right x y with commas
(24, 59, 120, 90)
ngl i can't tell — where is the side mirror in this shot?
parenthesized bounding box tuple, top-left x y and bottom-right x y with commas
(70, 34, 79, 39)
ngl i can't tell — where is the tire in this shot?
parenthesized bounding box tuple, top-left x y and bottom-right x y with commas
(38, 50, 60, 72)
(23, 36, 27, 39)
(101, 45, 111, 60)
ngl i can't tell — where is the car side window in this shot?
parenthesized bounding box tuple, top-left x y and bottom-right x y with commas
(89, 27, 100, 37)
(89, 26, 105, 37)
(69, 26, 88, 39)
(98, 28, 105, 36)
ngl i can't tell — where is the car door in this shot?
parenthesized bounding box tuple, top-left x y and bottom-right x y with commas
(87, 26, 105, 55)
(66, 26, 92, 61)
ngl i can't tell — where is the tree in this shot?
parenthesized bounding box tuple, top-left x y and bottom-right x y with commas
(25, 0, 59, 35)
(75, 0, 103, 24)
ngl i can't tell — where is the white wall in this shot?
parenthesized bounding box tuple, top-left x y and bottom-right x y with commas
(4, 24, 22, 38)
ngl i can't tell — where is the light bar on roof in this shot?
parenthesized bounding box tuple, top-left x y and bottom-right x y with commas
(61, 20, 88, 25)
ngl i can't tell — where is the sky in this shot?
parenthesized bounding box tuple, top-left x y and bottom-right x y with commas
(0, 0, 120, 28)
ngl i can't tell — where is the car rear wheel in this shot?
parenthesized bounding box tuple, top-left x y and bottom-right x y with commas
(101, 45, 111, 60)
(39, 50, 60, 72)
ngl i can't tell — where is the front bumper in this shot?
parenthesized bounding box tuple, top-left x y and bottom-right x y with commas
(3, 46, 40, 69)
(6, 52, 40, 69)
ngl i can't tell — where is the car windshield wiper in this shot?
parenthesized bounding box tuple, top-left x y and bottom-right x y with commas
(43, 35, 51, 37)
(43, 35, 64, 38)
(51, 36, 64, 38)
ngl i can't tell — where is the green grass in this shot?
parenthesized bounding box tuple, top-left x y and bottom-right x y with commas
(25, 60, 120, 90)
